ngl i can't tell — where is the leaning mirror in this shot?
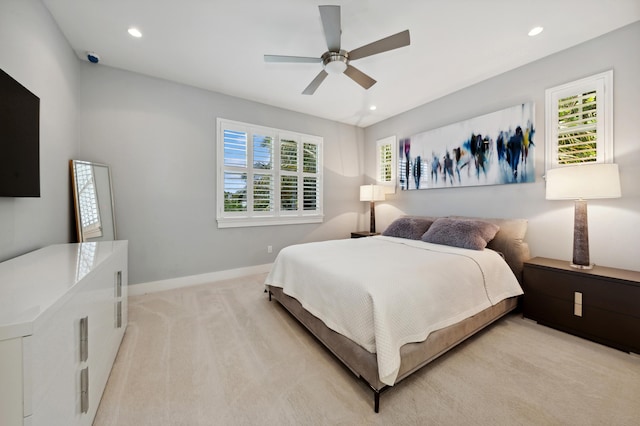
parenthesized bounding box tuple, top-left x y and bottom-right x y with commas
(70, 160, 117, 242)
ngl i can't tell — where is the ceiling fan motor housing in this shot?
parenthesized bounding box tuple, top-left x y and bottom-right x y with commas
(322, 50, 348, 74)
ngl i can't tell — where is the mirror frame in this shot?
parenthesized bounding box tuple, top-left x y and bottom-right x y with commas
(70, 160, 117, 242)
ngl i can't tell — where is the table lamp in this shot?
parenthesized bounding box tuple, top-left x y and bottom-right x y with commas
(360, 184, 385, 233)
(545, 163, 621, 269)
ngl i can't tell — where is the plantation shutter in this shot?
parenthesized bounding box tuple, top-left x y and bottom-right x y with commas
(545, 70, 613, 169)
(303, 142, 319, 211)
(222, 129, 248, 213)
(253, 134, 274, 212)
(376, 136, 397, 193)
(556, 89, 598, 165)
(280, 139, 298, 212)
(217, 118, 323, 227)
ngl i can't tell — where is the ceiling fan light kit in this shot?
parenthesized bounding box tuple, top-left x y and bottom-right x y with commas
(322, 50, 348, 74)
(265, 5, 410, 95)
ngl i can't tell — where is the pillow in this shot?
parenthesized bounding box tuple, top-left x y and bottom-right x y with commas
(449, 216, 529, 281)
(421, 218, 500, 250)
(383, 216, 435, 240)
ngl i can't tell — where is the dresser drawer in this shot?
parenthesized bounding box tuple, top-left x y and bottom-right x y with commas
(523, 266, 639, 318)
(523, 257, 640, 354)
(523, 292, 640, 353)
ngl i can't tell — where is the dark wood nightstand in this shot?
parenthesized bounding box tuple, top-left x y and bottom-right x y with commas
(351, 231, 380, 238)
(522, 257, 640, 354)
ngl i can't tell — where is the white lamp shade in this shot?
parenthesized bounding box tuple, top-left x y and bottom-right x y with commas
(360, 184, 385, 202)
(546, 163, 621, 200)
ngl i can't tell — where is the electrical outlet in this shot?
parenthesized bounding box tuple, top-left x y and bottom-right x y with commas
(267, 245, 273, 253)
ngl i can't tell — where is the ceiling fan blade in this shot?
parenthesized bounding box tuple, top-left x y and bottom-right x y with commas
(344, 65, 376, 90)
(319, 5, 341, 51)
(348, 29, 410, 61)
(264, 55, 321, 63)
(302, 70, 329, 95)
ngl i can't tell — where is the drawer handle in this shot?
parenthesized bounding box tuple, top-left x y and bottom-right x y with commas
(574, 292, 583, 317)
(80, 316, 88, 362)
(116, 301, 122, 328)
(115, 270, 122, 297)
(80, 367, 89, 414)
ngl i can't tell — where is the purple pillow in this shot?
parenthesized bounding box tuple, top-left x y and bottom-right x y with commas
(421, 218, 500, 250)
(382, 217, 435, 240)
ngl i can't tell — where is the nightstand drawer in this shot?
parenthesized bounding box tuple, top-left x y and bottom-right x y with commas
(524, 265, 639, 319)
(523, 292, 640, 353)
(523, 257, 640, 354)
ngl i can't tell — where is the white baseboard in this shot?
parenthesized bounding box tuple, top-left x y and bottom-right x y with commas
(128, 263, 272, 296)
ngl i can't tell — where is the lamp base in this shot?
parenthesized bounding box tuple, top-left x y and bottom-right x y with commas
(369, 201, 376, 234)
(572, 199, 591, 269)
(570, 262, 594, 270)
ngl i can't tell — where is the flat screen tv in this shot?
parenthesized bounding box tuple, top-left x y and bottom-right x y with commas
(0, 68, 40, 197)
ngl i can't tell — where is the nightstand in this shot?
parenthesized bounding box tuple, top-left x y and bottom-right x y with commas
(522, 257, 640, 354)
(351, 231, 380, 238)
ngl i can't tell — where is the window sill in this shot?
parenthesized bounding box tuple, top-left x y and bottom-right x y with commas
(217, 215, 324, 228)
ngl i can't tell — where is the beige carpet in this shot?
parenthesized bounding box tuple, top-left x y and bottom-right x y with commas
(94, 273, 640, 426)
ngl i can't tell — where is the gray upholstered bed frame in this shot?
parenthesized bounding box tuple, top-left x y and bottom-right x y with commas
(266, 216, 530, 412)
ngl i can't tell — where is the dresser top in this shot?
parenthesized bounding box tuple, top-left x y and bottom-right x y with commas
(524, 257, 640, 284)
(0, 241, 127, 340)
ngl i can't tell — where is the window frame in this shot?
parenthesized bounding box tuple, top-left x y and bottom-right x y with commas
(545, 70, 613, 171)
(376, 135, 397, 194)
(216, 118, 323, 228)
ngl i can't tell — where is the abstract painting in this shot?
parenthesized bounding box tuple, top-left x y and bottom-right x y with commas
(399, 102, 535, 190)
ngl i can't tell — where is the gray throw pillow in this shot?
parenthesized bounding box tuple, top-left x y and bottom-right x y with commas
(382, 217, 435, 240)
(421, 218, 500, 250)
(449, 216, 529, 281)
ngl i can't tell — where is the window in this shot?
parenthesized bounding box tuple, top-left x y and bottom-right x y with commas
(217, 118, 323, 228)
(376, 136, 397, 193)
(545, 70, 613, 170)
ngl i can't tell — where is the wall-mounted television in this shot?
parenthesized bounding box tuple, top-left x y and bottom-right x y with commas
(0, 68, 40, 197)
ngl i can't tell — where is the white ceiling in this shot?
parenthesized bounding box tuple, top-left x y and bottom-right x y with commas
(43, 0, 640, 128)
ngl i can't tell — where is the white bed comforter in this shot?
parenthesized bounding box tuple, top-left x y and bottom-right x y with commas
(265, 236, 523, 386)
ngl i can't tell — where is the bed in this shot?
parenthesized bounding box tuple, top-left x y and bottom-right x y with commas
(265, 216, 529, 412)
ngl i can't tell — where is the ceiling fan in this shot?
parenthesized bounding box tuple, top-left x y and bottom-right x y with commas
(264, 5, 410, 95)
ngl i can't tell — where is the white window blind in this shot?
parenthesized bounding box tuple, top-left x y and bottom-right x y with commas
(303, 142, 319, 211)
(217, 118, 323, 228)
(545, 70, 613, 170)
(376, 136, 397, 193)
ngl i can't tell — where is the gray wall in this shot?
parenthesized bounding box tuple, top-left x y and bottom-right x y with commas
(2, 0, 637, 283)
(78, 65, 365, 284)
(0, 0, 79, 262)
(364, 22, 640, 272)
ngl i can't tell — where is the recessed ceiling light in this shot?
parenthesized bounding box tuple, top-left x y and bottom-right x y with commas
(128, 27, 142, 38)
(528, 26, 544, 37)
(369, 105, 377, 111)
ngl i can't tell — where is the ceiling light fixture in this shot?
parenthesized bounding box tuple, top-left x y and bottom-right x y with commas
(322, 51, 348, 74)
(128, 27, 142, 38)
(528, 26, 544, 37)
(369, 105, 377, 111)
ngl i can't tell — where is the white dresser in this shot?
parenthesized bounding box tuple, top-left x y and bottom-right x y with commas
(0, 241, 128, 426)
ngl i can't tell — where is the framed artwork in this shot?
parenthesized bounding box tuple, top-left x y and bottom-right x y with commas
(399, 102, 535, 190)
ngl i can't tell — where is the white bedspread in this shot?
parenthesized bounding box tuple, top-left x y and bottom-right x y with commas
(265, 236, 523, 386)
